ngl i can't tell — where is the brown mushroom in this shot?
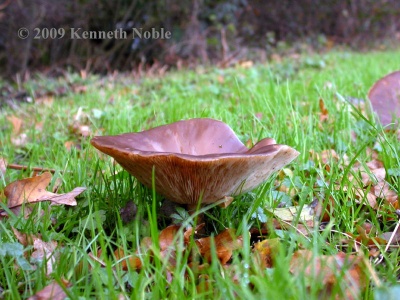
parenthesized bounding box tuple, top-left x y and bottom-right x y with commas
(368, 70, 400, 127)
(91, 118, 299, 211)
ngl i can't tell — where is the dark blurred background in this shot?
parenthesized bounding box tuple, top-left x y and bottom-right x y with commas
(1, 0, 400, 76)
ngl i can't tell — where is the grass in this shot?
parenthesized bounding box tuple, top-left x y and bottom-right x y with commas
(1, 49, 400, 299)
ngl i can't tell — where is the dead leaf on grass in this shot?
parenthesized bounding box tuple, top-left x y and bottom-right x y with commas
(319, 98, 329, 122)
(4, 172, 54, 208)
(7, 115, 23, 135)
(11, 133, 29, 147)
(114, 248, 142, 271)
(374, 181, 398, 208)
(31, 238, 59, 275)
(2, 172, 85, 217)
(290, 250, 367, 300)
(310, 149, 340, 172)
(12, 227, 41, 248)
(28, 279, 69, 300)
(35, 95, 54, 106)
(368, 70, 400, 127)
(195, 229, 244, 264)
(345, 224, 387, 253)
(11, 228, 60, 276)
(38, 187, 86, 206)
(252, 238, 280, 268)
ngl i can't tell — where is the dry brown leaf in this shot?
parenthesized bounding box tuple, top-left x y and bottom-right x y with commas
(31, 238, 59, 275)
(72, 85, 87, 94)
(381, 225, 400, 245)
(345, 224, 387, 251)
(195, 229, 244, 264)
(350, 160, 386, 186)
(28, 279, 69, 300)
(354, 187, 377, 208)
(319, 98, 329, 122)
(35, 95, 54, 106)
(7, 115, 23, 135)
(64, 141, 76, 151)
(237, 60, 253, 68)
(217, 75, 225, 84)
(183, 223, 205, 244)
(290, 250, 367, 300)
(252, 238, 280, 268)
(11, 133, 29, 147)
(310, 149, 339, 171)
(114, 248, 142, 271)
(374, 181, 398, 207)
(4, 172, 54, 208)
(3, 173, 85, 216)
(366, 159, 384, 170)
(159, 225, 181, 251)
(70, 124, 91, 137)
(12, 227, 42, 247)
(368, 70, 400, 126)
(38, 187, 85, 206)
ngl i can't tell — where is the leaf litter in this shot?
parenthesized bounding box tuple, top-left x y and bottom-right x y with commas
(2, 172, 85, 214)
(2, 70, 400, 298)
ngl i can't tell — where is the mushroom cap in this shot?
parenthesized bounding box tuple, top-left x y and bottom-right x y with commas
(368, 70, 400, 126)
(91, 118, 299, 206)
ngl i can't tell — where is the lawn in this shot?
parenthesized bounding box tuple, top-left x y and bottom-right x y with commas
(1, 49, 400, 299)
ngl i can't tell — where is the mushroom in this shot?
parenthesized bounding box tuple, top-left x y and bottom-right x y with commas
(91, 118, 299, 211)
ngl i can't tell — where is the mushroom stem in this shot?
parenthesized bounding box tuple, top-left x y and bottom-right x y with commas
(187, 203, 204, 226)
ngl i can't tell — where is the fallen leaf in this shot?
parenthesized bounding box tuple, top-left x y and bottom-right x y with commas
(309, 149, 339, 171)
(319, 98, 329, 122)
(114, 248, 142, 271)
(31, 238, 59, 275)
(290, 250, 367, 300)
(64, 141, 76, 151)
(11, 133, 28, 147)
(72, 85, 87, 94)
(2, 173, 85, 215)
(252, 238, 280, 268)
(184, 223, 206, 244)
(28, 279, 69, 300)
(380, 222, 400, 245)
(35, 95, 54, 106)
(159, 225, 181, 251)
(4, 172, 53, 208)
(237, 60, 253, 68)
(12, 227, 41, 247)
(38, 187, 86, 206)
(374, 181, 398, 207)
(267, 201, 319, 223)
(346, 224, 387, 251)
(70, 124, 91, 137)
(368, 70, 400, 127)
(195, 229, 244, 264)
(353, 187, 377, 208)
(7, 115, 23, 135)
